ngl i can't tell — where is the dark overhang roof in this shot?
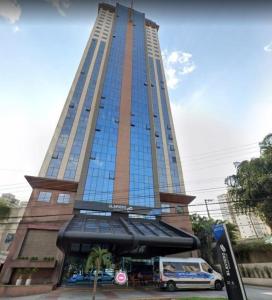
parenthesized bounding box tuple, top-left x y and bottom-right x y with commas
(57, 215, 200, 258)
(25, 175, 78, 192)
(160, 192, 195, 205)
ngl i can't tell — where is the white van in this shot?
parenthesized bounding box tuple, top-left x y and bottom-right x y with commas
(153, 257, 224, 292)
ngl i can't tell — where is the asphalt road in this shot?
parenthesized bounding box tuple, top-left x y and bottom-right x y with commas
(4, 284, 272, 299)
(245, 285, 272, 300)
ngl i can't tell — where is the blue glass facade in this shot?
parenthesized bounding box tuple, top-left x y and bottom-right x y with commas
(46, 39, 97, 178)
(129, 11, 155, 207)
(148, 57, 168, 192)
(156, 60, 181, 193)
(64, 42, 106, 180)
(43, 4, 185, 206)
(83, 5, 129, 203)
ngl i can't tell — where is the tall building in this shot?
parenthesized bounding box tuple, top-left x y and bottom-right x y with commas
(218, 194, 271, 239)
(0, 3, 199, 289)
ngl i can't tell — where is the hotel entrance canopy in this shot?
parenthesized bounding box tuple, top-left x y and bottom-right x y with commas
(57, 214, 200, 258)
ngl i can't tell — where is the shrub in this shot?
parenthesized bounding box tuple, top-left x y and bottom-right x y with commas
(30, 256, 38, 261)
(264, 266, 272, 278)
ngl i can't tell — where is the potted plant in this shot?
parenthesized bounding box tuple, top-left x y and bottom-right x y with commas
(25, 268, 38, 286)
(15, 268, 26, 286)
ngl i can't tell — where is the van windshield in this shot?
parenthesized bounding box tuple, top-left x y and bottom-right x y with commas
(201, 262, 211, 272)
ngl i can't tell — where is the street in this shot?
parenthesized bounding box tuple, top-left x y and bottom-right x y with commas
(4, 285, 272, 300)
(245, 285, 272, 300)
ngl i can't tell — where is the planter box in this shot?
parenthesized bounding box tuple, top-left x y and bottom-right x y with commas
(10, 260, 56, 269)
(0, 284, 53, 297)
(242, 277, 272, 287)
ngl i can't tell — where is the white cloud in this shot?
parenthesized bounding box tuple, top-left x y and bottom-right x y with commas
(264, 42, 272, 52)
(180, 64, 196, 75)
(13, 25, 20, 33)
(162, 50, 196, 89)
(47, 0, 70, 17)
(0, 0, 21, 24)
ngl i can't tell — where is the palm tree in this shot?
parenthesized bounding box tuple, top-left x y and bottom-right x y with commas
(85, 247, 112, 300)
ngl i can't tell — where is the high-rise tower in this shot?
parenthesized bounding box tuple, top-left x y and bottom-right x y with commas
(0, 3, 199, 289)
(39, 3, 185, 204)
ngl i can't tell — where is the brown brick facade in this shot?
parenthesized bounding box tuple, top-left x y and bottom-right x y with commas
(0, 182, 74, 286)
(19, 230, 58, 258)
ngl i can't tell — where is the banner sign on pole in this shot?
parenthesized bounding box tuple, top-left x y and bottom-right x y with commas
(213, 224, 247, 300)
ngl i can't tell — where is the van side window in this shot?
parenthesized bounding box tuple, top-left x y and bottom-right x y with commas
(163, 262, 184, 274)
(201, 262, 210, 272)
(182, 262, 200, 272)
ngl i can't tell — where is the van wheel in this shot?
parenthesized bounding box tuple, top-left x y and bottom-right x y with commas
(215, 280, 223, 291)
(167, 281, 176, 292)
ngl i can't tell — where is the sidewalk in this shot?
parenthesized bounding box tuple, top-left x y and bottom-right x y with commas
(3, 286, 227, 300)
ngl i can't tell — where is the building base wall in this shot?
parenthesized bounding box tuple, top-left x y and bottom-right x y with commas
(0, 284, 53, 298)
(0, 221, 68, 286)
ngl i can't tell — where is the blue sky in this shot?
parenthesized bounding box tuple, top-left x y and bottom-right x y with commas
(0, 0, 272, 218)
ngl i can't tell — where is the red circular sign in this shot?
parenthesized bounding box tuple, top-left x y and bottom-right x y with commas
(115, 271, 127, 285)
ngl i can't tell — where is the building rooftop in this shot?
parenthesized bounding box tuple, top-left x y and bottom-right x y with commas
(98, 2, 159, 30)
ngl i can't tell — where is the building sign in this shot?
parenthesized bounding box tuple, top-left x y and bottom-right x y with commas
(115, 271, 127, 285)
(108, 204, 133, 212)
(74, 200, 161, 216)
(213, 224, 248, 300)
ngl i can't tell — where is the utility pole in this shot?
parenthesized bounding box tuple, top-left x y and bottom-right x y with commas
(204, 199, 213, 219)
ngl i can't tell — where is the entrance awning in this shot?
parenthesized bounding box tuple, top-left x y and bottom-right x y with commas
(57, 215, 200, 258)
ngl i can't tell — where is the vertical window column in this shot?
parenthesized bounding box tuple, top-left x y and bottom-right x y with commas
(156, 60, 181, 193)
(83, 5, 129, 203)
(46, 39, 97, 178)
(129, 11, 155, 208)
(64, 42, 106, 180)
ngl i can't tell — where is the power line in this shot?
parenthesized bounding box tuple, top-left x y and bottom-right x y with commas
(0, 199, 256, 219)
(0, 177, 228, 200)
(181, 142, 259, 159)
(0, 175, 229, 189)
(182, 146, 258, 164)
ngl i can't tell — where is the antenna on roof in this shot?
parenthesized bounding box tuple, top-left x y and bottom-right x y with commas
(129, 0, 134, 22)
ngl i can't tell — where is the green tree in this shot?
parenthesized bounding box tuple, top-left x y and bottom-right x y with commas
(190, 214, 239, 265)
(85, 247, 112, 300)
(225, 222, 240, 245)
(226, 146, 272, 230)
(0, 198, 11, 219)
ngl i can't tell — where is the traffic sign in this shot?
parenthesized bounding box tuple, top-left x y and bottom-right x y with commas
(115, 271, 127, 285)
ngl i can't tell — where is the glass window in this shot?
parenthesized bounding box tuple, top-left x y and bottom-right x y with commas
(161, 203, 170, 213)
(183, 262, 201, 272)
(46, 39, 97, 179)
(5, 233, 14, 244)
(128, 214, 155, 220)
(38, 191, 52, 202)
(163, 262, 184, 274)
(201, 262, 211, 272)
(83, 5, 129, 204)
(57, 193, 70, 204)
(80, 210, 111, 216)
(170, 144, 175, 151)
